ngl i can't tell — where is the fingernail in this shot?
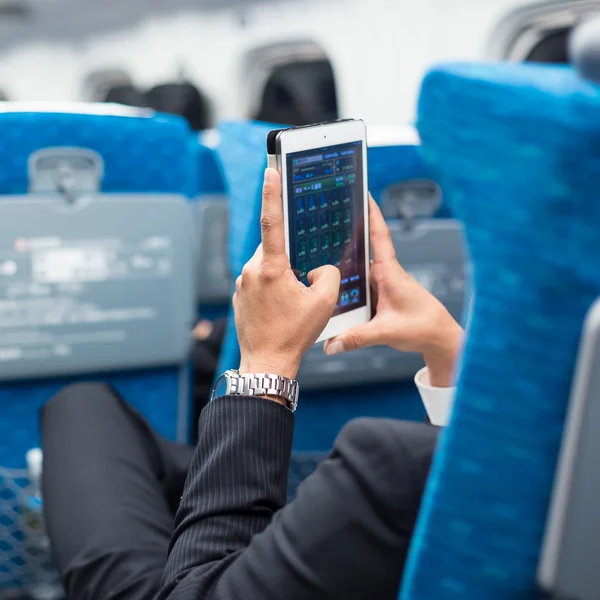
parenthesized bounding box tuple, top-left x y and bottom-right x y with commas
(325, 341, 345, 356)
(264, 168, 273, 183)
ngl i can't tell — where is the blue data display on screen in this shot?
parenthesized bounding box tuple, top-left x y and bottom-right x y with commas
(286, 141, 367, 316)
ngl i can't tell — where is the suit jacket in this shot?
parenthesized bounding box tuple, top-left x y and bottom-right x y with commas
(158, 396, 439, 600)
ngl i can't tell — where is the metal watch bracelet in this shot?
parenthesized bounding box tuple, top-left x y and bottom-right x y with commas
(214, 370, 299, 412)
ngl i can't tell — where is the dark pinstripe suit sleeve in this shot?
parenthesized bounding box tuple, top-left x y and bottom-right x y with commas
(158, 396, 438, 600)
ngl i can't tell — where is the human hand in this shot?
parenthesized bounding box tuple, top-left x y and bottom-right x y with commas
(193, 320, 213, 341)
(233, 168, 340, 387)
(324, 198, 463, 387)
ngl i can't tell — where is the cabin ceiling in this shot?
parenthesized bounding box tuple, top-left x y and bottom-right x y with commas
(0, 0, 293, 51)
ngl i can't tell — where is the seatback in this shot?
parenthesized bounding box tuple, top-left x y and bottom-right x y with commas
(214, 121, 276, 387)
(0, 103, 198, 595)
(192, 133, 231, 318)
(536, 24, 600, 599)
(0, 103, 198, 472)
(538, 299, 600, 600)
(400, 63, 600, 599)
(214, 121, 467, 497)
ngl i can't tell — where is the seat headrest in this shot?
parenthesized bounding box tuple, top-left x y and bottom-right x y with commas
(103, 85, 148, 108)
(146, 83, 211, 131)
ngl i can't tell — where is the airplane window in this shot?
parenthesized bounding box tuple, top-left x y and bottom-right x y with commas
(526, 28, 570, 63)
(254, 60, 338, 126)
(145, 82, 212, 131)
(486, 2, 599, 63)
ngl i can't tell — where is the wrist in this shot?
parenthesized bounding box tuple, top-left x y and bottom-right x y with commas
(238, 357, 300, 383)
(422, 320, 463, 388)
(238, 359, 299, 407)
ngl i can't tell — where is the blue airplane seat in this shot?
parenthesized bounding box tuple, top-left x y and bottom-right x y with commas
(0, 105, 197, 469)
(367, 125, 451, 219)
(195, 132, 227, 196)
(400, 63, 600, 599)
(214, 121, 466, 499)
(0, 104, 197, 593)
(192, 132, 231, 321)
(0, 103, 196, 198)
(213, 121, 273, 405)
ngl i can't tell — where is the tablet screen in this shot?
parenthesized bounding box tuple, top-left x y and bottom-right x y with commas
(286, 141, 367, 316)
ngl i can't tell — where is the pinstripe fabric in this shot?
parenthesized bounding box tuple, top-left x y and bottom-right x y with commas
(159, 396, 438, 600)
(160, 396, 294, 599)
(42, 386, 438, 599)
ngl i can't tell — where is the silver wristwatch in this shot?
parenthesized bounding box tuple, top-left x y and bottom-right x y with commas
(211, 369, 299, 412)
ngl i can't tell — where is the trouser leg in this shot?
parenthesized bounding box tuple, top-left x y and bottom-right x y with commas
(41, 383, 194, 600)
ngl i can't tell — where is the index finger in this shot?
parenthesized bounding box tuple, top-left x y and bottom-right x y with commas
(369, 195, 396, 263)
(260, 168, 286, 259)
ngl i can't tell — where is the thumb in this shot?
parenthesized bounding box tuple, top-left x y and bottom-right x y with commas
(324, 319, 381, 355)
(307, 265, 341, 307)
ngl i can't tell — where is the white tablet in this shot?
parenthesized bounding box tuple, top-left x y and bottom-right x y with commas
(267, 119, 371, 343)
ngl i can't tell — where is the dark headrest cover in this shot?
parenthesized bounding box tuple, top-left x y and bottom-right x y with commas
(146, 83, 210, 131)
